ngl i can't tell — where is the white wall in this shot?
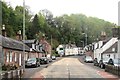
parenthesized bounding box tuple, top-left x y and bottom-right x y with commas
(56, 45, 64, 55)
(65, 48, 78, 56)
(101, 38, 118, 54)
(118, 40, 120, 59)
(94, 38, 118, 62)
(102, 53, 118, 60)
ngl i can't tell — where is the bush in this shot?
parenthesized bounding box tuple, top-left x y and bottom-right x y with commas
(2, 64, 17, 71)
(2, 64, 7, 71)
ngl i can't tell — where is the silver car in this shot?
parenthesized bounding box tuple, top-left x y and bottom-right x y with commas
(84, 56, 93, 63)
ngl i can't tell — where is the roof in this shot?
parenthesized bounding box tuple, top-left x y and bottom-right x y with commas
(23, 39, 36, 44)
(100, 37, 112, 48)
(102, 37, 112, 42)
(102, 42, 118, 54)
(0, 35, 30, 52)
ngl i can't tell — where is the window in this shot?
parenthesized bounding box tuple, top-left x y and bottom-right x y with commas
(112, 48, 115, 52)
(19, 53, 22, 66)
(60, 48, 63, 50)
(15, 53, 17, 62)
(9, 51, 12, 62)
(6, 52, 9, 62)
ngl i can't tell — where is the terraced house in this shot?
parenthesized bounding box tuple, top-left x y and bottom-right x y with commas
(0, 35, 30, 69)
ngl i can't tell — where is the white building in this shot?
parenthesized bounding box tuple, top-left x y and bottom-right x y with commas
(94, 37, 118, 63)
(56, 44, 64, 56)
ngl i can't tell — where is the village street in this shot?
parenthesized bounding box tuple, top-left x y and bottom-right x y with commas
(29, 56, 118, 79)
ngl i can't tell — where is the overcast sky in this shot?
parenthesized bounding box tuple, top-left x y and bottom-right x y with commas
(3, 0, 120, 24)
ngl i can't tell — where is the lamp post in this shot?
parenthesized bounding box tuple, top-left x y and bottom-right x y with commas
(2, 24, 6, 37)
(82, 33, 87, 46)
(23, 0, 25, 70)
(81, 41, 84, 48)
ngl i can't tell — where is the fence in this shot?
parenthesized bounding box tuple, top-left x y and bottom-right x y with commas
(105, 64, 120, 76)
(0, 69, 24, 79)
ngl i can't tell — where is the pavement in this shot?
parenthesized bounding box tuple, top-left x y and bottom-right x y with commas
(31, 57, 118, 79)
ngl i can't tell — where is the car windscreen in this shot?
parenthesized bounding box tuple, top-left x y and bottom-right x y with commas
(27, 58, 36, 62)
(86, 56, 92, 59)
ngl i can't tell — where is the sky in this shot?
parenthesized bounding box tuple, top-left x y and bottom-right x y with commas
(3, 0, 120, 24)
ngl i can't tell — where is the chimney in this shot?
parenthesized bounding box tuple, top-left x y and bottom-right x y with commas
(16, 30, 22, 41)
(100, 31, 106, 40)
(112, 27, 119, 37)
(2, 24, 7, 37)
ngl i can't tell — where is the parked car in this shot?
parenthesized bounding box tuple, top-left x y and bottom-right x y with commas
(25, 58, 40, 68)
(93, 58, 99, 66)
(48, 58, 52, 62)
(105, 58, 120, 67)
(51, 56, 56, 60)
(40, 57, 49, 64)
(99, 58, 109, 69)
(113, 58, 120, 66)
(107, 58, 114, 65)
(84, 56, 93, 63)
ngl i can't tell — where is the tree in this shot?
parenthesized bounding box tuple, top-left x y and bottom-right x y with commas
(27, 14, 40, 39)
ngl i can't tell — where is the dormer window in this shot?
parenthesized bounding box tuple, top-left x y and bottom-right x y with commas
(32, 44, 35, 49)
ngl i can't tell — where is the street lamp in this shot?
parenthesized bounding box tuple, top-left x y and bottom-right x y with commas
(82, 33, 87, 46)
(2, 24, 6, 37)
(2, 24, 5, 30)
(81, 41, 84, 48)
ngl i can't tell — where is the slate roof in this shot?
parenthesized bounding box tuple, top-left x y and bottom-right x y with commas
(23, 39, 43, 53)
(0, 35, 30, 52)
(23, 39, 39, 44)
(102, 42, 118, 54)
(100, 37, 112, 48)
(23, 39, 36, 44)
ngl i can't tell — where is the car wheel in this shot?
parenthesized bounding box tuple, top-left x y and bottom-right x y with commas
(38, 64, 40, 67)
(35, 63, 38, 67)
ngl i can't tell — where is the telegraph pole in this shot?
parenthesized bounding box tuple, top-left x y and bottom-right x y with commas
(118, 1, 120, 60)
(23, 0, 25, 70)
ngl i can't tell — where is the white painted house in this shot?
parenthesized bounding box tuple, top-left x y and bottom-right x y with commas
(94, 37, 118, 63)
(102, 42, 118, 60)
(56, 44, 64, 56)
(65, 47, 78, 56)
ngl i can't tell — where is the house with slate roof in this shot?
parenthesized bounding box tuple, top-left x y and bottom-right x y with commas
(93, 28, 119, 63)
(101, 42, 118, 61)
(39, 35, 52, 57)
(23, 39, 43, 59)
(0, 35, 30, 69)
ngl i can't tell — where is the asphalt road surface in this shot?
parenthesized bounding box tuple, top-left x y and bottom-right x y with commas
(22, 57, 62, 78)
(23, 56, 119, 80)
(31, 57, 117, 79)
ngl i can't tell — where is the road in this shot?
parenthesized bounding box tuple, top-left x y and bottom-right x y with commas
(23, 56, 119, 79)
(78, 55, 104, 71)
(31, 56, 118, 79)
(22, 57, 62, 78)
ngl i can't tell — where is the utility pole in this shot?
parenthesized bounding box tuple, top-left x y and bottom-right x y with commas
(81, 41, 84, 48)
(118, 1, 120, 60)
(50, 35, 52, 57)
(23, 0, 25, 70)
(0, 4, 2, 73)
(85, 34, 87, 46)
